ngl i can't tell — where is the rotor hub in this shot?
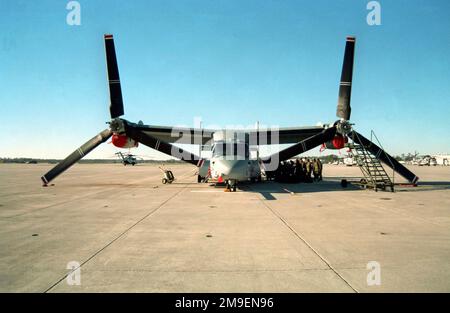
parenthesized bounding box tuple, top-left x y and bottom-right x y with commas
(335, 119, 353, 136)
(109, 118, 126, 134)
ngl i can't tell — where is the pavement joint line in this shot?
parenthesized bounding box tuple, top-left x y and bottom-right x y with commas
(43, 180, 190, 293)
(4, 189, 125, 219)
(4, 176, 161, 219)
(254, 191, 359, 293)
(6, 169, 194, 219)
(372, 203, 446, 229)
(74, 268, 337, 273)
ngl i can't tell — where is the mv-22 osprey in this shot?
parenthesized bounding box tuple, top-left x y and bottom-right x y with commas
(41, 35, 418, 191)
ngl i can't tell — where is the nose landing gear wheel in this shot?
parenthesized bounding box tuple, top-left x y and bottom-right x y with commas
(225, 181, 237, 192)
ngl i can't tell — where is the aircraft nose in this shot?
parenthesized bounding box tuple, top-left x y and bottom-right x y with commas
(216, 160, 248, 180)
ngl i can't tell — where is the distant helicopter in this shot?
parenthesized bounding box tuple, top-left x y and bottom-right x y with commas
(115, 151, 138, 166)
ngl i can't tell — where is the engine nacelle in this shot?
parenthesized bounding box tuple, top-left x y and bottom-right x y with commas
(322, 135, 348, 150)
(111, 134, 138, 148)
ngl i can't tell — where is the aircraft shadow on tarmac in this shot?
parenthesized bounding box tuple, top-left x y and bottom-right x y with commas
(68, 178, 449, 199)
(239, 180, 360, 200)
(242, 180, 450, 200)
(395, 181, 450, 193)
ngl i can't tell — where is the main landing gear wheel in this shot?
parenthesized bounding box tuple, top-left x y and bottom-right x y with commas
(225, 181, 237, 192)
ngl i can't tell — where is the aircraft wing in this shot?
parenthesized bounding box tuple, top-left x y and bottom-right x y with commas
(248, 126, 326, 145)
(129, 122, 325, 145)
(126, 123, 216, 145)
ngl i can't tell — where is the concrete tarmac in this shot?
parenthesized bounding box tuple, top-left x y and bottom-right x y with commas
(0, 163, 449, 292)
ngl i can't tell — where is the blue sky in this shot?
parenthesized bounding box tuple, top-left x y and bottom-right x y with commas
(1, 0, 449, 159)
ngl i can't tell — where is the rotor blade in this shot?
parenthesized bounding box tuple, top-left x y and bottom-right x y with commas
(349, 130, 419, 184)
(41, 129, 113, 185)
(336, 36, 355, 120)
(263, 126, 337, 164)
(104, 34, 124, 118)
(125, 125, 203, 166)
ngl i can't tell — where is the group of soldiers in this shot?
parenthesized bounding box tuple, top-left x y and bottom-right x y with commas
(267, 158, 323, 183)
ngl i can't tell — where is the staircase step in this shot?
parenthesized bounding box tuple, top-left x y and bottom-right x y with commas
(349, 137, 394, 191)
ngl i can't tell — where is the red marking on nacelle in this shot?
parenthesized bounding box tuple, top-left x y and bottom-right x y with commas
(331, 135, 347, 149)
(322, 135, 348, 150)
(111, 134, 138, 148)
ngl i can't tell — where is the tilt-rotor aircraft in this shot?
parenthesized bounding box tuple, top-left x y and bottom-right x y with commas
(41, 35, 418, 191)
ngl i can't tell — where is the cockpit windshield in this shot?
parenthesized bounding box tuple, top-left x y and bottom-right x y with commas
(212, 142, 249, 159)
